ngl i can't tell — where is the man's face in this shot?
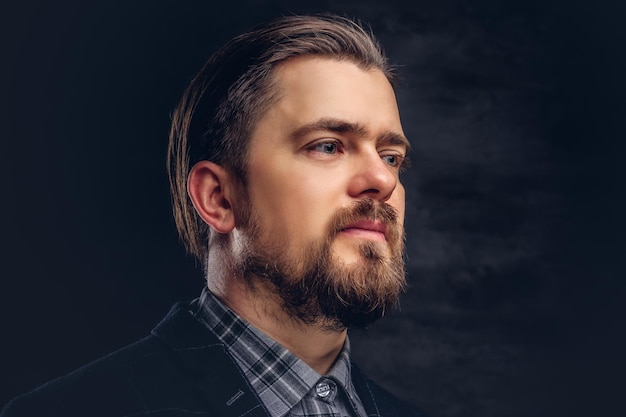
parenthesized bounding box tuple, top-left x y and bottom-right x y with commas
(233, 57, 409, 329)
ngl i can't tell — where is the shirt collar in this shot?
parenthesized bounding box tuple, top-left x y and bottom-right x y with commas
(193, 288, 357, 417)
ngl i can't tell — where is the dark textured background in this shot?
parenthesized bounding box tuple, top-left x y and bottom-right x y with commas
(1, 1, 625, 416)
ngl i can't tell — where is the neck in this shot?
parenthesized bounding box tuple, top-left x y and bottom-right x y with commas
(207, 272, 346, 375)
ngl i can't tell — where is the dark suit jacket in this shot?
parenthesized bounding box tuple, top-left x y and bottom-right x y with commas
(1, 301, 425, 417)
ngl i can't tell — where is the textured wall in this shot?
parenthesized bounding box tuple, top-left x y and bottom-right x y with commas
(1, 1, 624, 416)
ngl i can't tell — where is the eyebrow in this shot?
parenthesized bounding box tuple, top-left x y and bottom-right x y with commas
(289, 117, 411, 151)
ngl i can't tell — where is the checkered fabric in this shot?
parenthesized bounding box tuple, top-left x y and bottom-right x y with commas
(193, 288, 367, 417)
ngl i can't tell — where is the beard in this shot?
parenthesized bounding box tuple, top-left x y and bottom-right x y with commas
(233, 198, 406, 331)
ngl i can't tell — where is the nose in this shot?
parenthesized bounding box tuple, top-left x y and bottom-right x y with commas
(347, 149, 398, 202)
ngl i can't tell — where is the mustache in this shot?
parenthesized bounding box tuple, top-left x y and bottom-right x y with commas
(328, 198, 399, 237)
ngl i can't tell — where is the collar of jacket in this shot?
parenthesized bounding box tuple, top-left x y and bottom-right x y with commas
(150, 301, 384, 417)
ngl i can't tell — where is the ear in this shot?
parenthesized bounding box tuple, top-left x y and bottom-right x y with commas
(187, 161, 236, 234)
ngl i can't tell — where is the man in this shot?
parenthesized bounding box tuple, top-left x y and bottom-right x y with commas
(2, 14, 424, 417)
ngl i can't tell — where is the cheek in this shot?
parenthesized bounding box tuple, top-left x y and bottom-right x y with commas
(248, 166, 341, 234)
(280, 174, 341, 226)
(391, 184, 406, 226)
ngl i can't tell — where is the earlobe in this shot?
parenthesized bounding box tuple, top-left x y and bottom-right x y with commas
(187, 161, 236, 234)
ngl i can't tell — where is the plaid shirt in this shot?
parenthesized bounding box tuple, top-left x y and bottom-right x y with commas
(193, 288, 367, 417)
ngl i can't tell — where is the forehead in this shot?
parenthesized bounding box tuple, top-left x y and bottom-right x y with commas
(264, 56, 405, 137)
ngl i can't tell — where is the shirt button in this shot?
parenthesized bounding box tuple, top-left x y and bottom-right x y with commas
(316, 379, 335, 398)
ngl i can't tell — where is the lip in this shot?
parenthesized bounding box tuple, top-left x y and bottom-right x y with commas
(339, 220, 387, 241)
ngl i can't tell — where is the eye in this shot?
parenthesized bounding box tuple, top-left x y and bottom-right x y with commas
(381, 153, 404, 168)
(310, 141, 340, 154)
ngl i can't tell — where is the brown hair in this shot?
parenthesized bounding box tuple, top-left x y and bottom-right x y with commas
(167, 13, 395, 263)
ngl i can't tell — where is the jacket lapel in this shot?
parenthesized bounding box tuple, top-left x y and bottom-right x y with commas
(151, 302, 269, 417)
(351, 362, 382, 417)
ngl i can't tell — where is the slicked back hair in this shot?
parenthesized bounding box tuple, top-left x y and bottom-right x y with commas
(167, 14, 395, 263)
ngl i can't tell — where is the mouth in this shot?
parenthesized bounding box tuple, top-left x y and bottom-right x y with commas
(338, 220, 387, 242)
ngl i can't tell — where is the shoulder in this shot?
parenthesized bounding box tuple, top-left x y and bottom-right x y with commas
(351, 362, 430, 417)
(1, 303, 232, 417)
(2, 334, 168, 416)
